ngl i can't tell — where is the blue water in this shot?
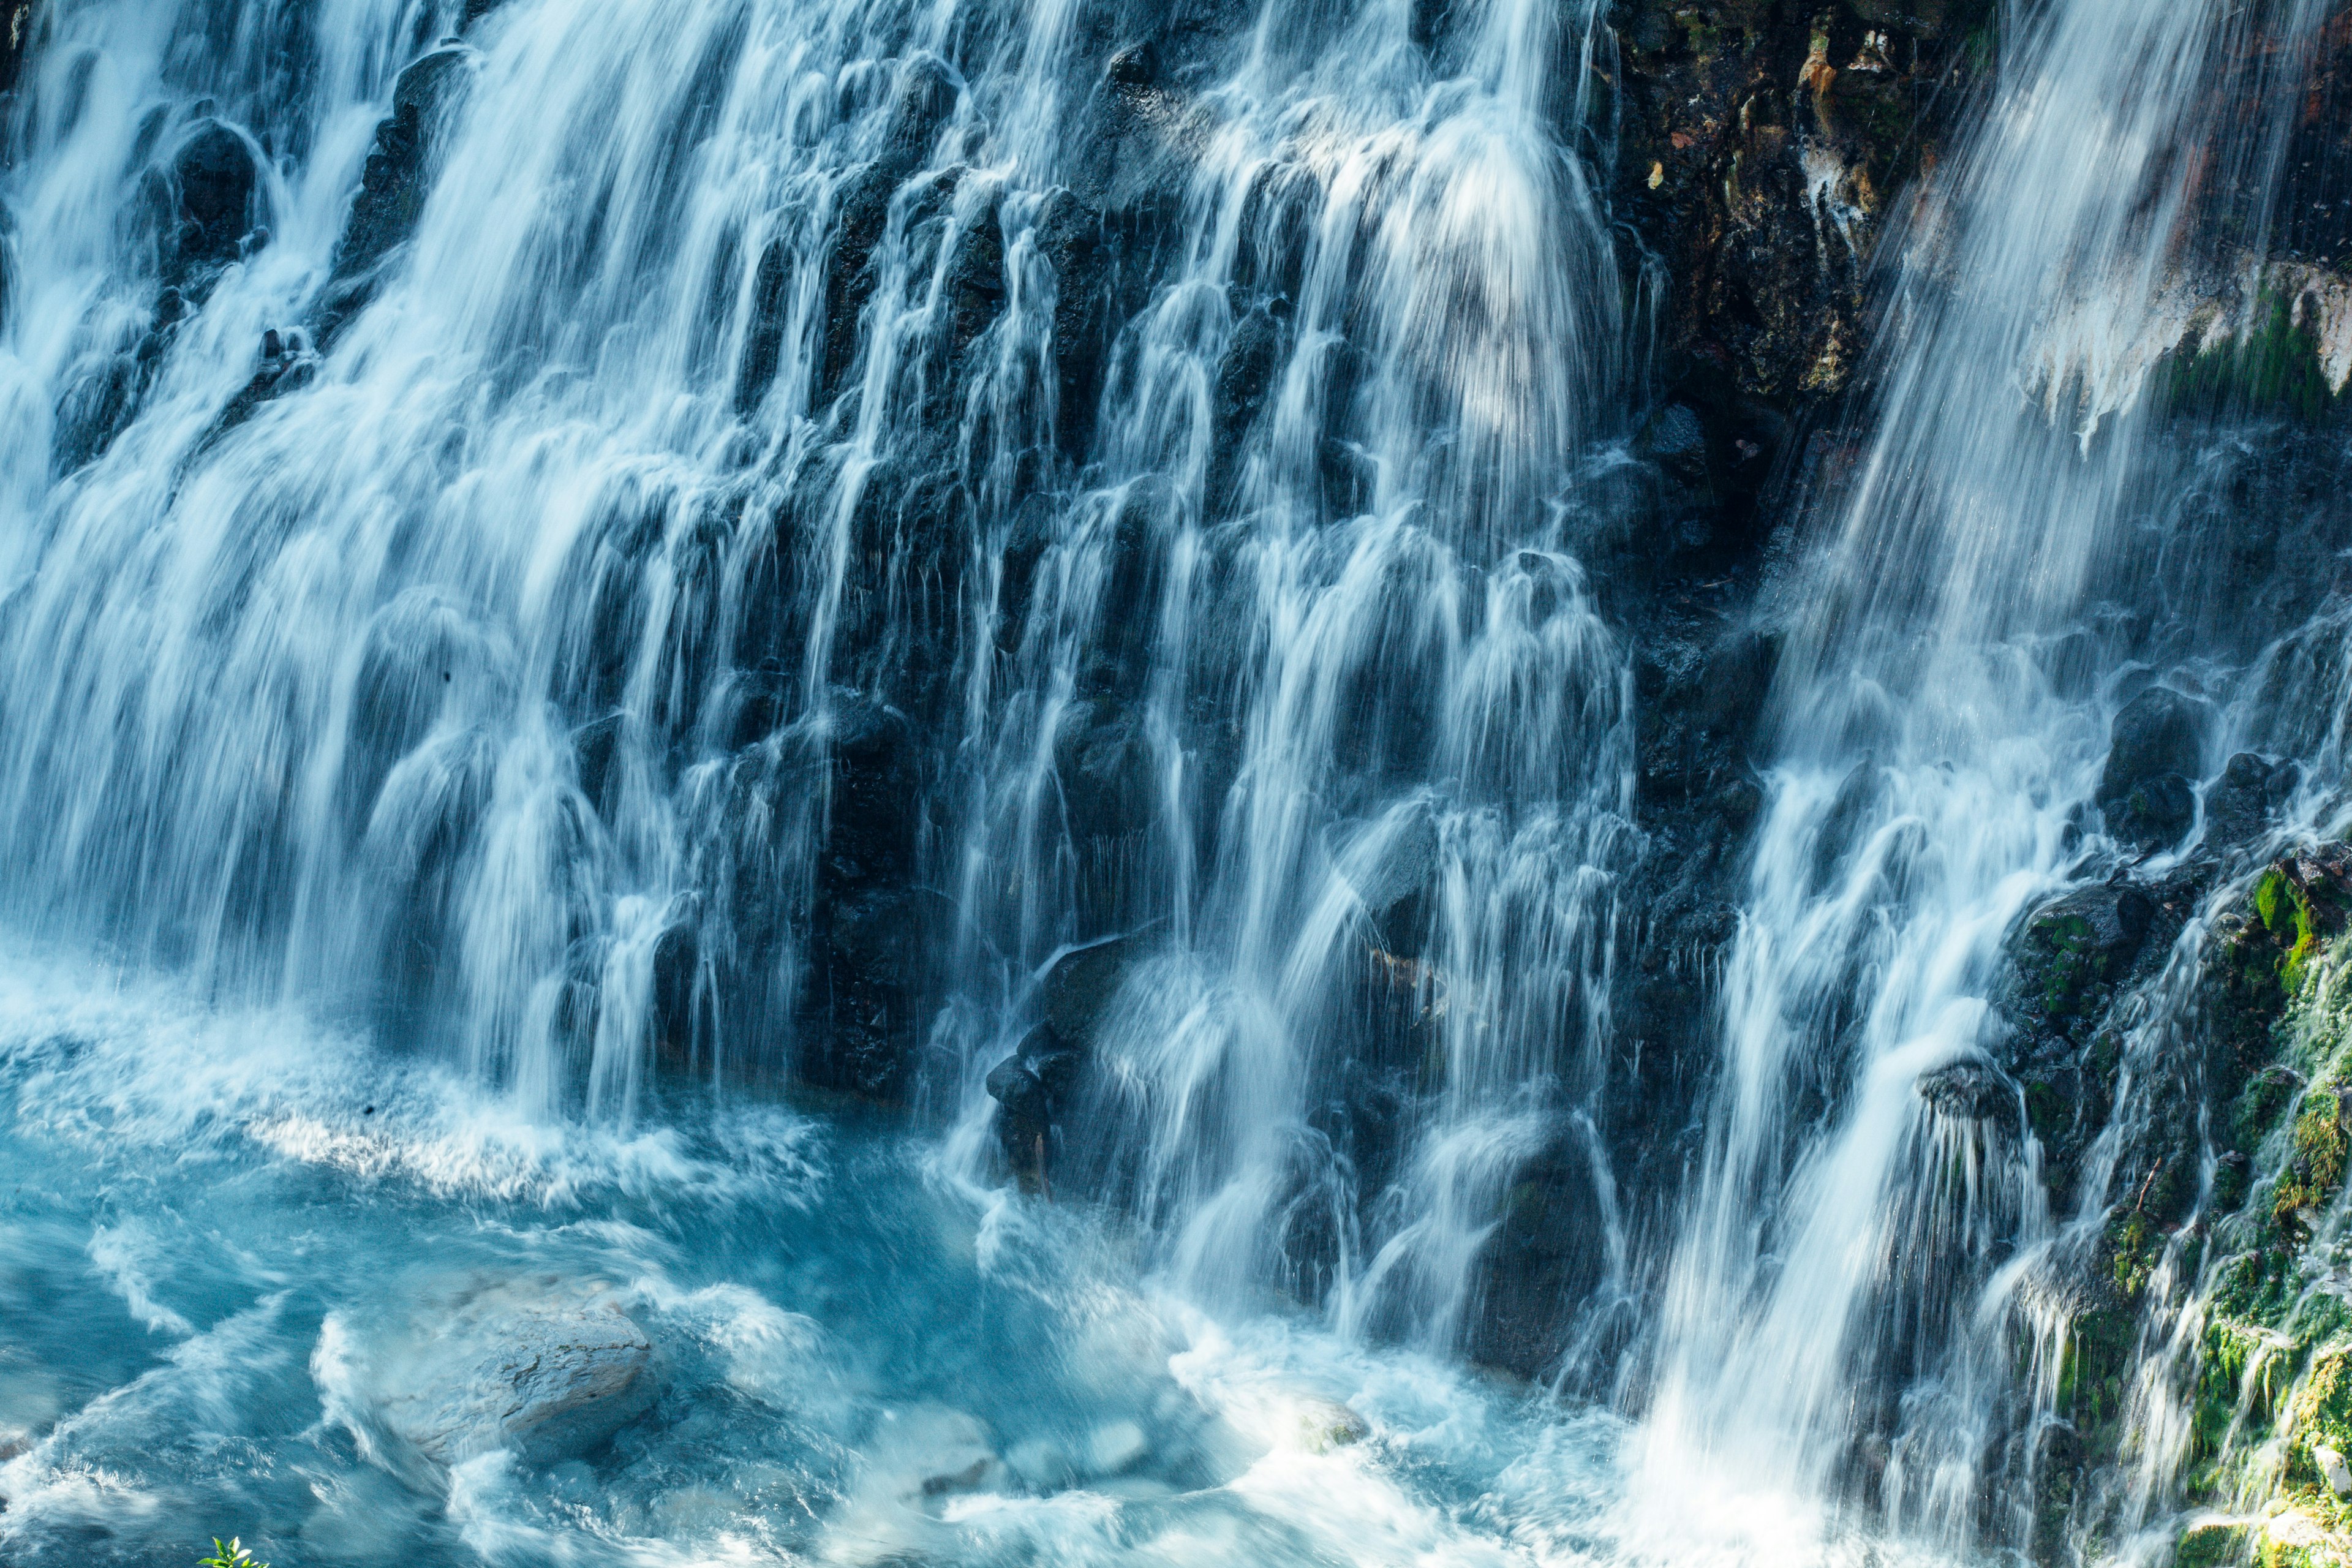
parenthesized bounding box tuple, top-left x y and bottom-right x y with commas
(0, 937, 1666, 1568)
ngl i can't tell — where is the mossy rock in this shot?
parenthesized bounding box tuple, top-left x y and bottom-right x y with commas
(2272, 1090, 2350, 1242)
(2180, 1521, 2252, 1568)
(2157, 291, 2343, 426)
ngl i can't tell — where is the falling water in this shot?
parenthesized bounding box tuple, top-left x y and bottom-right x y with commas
(4, 0, 2352, 1562)
(1643, 0, 2335, 1558)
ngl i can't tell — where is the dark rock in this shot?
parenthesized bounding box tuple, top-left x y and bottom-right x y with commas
(1036, 188, 1109, 454)
(2204, 752, 2297, 852)
(879, 52, 960, 176)
(321, 43, 477, 337)
(168, 119, 263, 284)
(1637, 402, 1709, 489)
(818, 162, 896, 399)
(1040, 935, 1134, 1047)
(943, 203, 1005, 355)
(1847, 0, 1996, 39)
(734, 237, 794, 414)
(2109, 773, 2196, 855)
(2013, 881, 2155, 1030)
(0, 1, 37, 97)
(2096, 687, 2211, 853)
(1917, 1059, 2019, 1130)
(1106, 42, 1156, 88)
(650, 921, 700, 1066)
(215, 325, 318, 432)
(2097, 687, 2209, 811)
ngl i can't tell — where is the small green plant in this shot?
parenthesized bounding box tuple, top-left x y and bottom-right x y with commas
(199, 1539, 267, 1568)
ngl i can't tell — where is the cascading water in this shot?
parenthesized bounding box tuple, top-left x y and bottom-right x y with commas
(1639, 0, 2343, 1559)
(3, 0, 2352, 1563)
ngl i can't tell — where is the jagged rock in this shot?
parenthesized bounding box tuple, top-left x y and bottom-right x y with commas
(2019, 883, 2155, 1020)
(321, 43, 477, 339)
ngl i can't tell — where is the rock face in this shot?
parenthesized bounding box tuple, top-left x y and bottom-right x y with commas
(1611, 0, 1997, 404)
(376, 1279, 654, 1465)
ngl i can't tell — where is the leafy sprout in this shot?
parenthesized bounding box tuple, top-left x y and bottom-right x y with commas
(198, 1538, 268, 1568)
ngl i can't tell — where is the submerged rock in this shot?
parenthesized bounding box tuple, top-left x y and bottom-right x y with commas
(1083, 1417, 1149, 1476)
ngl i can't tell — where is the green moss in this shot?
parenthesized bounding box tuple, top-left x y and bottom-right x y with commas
(2179, 1521, 2251, 1568)
(2113, 1210, 2163, 1300)
(2273, 1091, 2350, 1241)
(2158, 292, 2342, 425)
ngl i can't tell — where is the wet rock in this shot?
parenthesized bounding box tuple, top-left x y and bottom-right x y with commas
(2017, 883, 2155, 1022)
(2097, 686, 2210, 850)
(1292, 1398, 1368, 1452)
(571, 710, 624, 812)
(1637, 401, 1709, 489)
(2316, 1441, 2352, 1498)
(378, 1279, 654, 1464)
(2204, 752, 2299, 851)
(1611, 0, 1992, 405)
(1847, 0, 1994, 37)
(943, 203, 1006, 355)
(819, 162, 897, 398)
(734, 237, 795, 415)
(1916, 1058, 2018, 1129)
(879, 53, 960, 177)
(1041, 935, 1134, 1047)
(167, 119, 263, 284)
(1036, 188, 1110, 454)
(1, 1, 38, 97)
(1083, 1418, 1149, 1475)
(321, 43, 477, 337)
(216, 325, 319, 432)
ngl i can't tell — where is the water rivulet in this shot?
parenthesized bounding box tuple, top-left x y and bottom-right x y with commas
(4, 0, 2352, 1563)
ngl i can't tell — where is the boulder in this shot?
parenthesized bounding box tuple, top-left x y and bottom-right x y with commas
(2316, 1441, 2352, 1498)
(170, 120, 262, 280)
(2016, 882, 2154, 1022)
(377, 1278, 653, 1464)
(1041, 936, 1133, 1045)
(2097, 687, 2210, 851)
(1083, 1418, 1149, 1476)
(1916, 1059, 2019, 1130)
(1294, 1398, 1368, 1453)
(2205, 752, 2299, 851)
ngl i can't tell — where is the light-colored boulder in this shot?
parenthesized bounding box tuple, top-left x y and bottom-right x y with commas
(1084, 1418, 1149, 1476)
(377, 1277, 652, 1464)
(1294, 1397, 1369, 1453)
(2316, 1441, 2352, 1498)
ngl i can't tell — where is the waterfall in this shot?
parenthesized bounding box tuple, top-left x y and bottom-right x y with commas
(0, 0, 1635, 1349)
(4, 0, 2352, 1561)
(1640, 0, 2335, 1556)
